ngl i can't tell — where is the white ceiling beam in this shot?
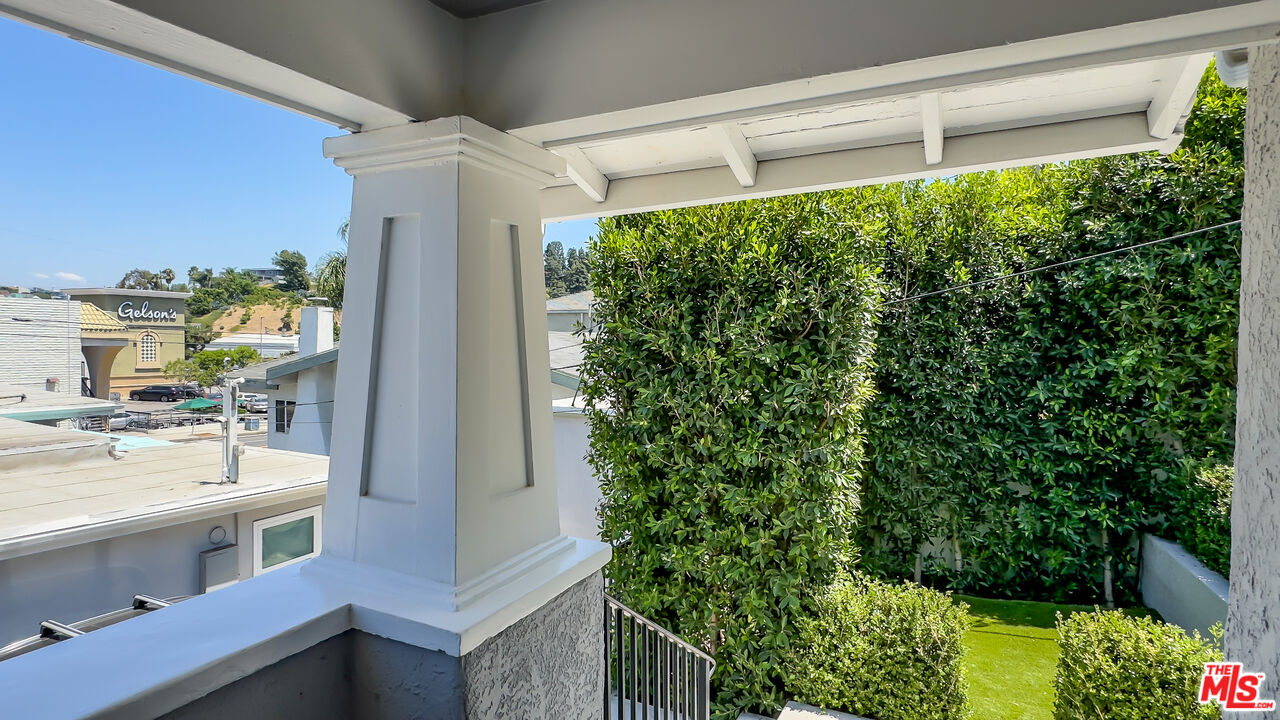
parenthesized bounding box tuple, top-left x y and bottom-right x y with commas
(554, 147, 609, 203)
(921, 93, 944, 165)
(542, 112, 1165, 222)
(1148, 53, 1215, 139)
(711, 124, 758, 187)
(0, 0, 431, 131)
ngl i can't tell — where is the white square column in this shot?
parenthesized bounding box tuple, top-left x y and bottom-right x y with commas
(321, 117, 609, 644)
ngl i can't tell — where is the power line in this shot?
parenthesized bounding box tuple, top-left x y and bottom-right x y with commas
(889, 219, 1241, 305)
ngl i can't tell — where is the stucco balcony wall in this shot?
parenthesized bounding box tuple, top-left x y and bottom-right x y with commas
(160, 573, 604, 720)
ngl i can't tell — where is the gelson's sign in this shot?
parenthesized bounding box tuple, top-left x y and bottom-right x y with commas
(117, 301, 178, 323)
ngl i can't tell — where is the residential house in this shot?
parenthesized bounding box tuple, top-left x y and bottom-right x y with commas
(241, 306, 337, 456)
(0, 416, 328, 648)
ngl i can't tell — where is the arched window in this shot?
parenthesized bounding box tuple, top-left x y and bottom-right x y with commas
(139, 333, 157, 364)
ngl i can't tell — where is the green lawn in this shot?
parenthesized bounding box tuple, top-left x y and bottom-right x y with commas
(958, 596, 1153, 720)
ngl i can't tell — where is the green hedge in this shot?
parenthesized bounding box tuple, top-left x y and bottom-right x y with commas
(854, 70, 1243, 603)
(1174, 460, 1233, 577)
(1054, 610, 1221, 720)
(583, 198, 881, 717)
(789, 575, 972, 720)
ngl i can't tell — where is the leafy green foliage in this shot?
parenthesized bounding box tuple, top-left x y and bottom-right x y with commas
(583, 198, 881, 717)
(789, 574, 972, 720)
(184, 321, 215, 357)
(163, 347, 261, 388)
(117, 267, 176, 290)
(312, 249, 346, 310)
(856, 70, 1242, 602)
(1173, 459, 1233, 576)
(272, 249, 310, 292)
(1053, 610, 1221, 720)
(544, 240, 591, 297)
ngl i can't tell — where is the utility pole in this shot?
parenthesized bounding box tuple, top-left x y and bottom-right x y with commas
(220, 375, 244, 483)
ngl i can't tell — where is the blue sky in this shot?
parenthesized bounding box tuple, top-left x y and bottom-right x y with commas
(0, 17, 594, 290)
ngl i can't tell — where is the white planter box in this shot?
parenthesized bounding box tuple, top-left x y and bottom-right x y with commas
(1140, 534, 1228, 638)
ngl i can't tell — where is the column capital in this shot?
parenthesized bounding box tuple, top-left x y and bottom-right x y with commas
(323, 116, 565, 185)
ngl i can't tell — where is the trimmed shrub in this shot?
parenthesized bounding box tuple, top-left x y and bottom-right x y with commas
(583, 198, 881, 717)
(1174, 460, 1233, 577)
(1054, 610, 1221, 720)
(789, 574, 972, 720)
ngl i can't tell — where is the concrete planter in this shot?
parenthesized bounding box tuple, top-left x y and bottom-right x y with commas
(1140, 534, 1228, 638)
(737, 702, 870, 720)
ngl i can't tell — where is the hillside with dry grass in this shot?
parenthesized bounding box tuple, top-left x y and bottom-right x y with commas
(202, 299, 340, 337)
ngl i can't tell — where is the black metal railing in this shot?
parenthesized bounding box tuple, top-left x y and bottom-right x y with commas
(604, 594, 715, 720)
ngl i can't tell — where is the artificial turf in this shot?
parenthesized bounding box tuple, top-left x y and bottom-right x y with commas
(956, 595, 1153, 720)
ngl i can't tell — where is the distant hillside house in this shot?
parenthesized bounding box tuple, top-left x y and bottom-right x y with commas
(245, 268, 286, 285)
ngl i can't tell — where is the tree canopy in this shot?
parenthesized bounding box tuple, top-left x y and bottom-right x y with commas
(117, 267, 176, 290)
(272, 249, 310, 292)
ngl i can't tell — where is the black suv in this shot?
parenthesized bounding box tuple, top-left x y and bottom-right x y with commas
(129, 385, 201, 402)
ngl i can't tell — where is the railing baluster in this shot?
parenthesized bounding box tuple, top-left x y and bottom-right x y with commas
(606, 599, 611, 717)
(629, 614, 637, 720)
(616, 607, 625, 720)
(603, 595, 715, 720)
(676, 643, 683, 719)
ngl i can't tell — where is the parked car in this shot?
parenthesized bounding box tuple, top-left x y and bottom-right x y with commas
(238, 392, 267, 409)
(247, 398, 270, 414)
(129, 385, 191, 402)
(107, 411, 133, 431)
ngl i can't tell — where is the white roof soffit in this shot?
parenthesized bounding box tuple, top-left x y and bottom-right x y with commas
(538, 53, 1214, 220)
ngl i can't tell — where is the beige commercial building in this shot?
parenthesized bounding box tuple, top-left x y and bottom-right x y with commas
(66, 289, 190, 399)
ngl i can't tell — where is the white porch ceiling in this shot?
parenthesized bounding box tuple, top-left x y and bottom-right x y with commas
(539, 54, 1211, 220)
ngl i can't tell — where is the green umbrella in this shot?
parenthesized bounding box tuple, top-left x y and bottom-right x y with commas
(173, 397, 220, 411)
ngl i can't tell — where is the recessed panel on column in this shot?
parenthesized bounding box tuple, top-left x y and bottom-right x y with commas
(488, 221, 535, 495)
(363, 214, 421, 503)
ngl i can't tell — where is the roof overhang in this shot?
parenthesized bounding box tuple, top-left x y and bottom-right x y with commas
(5, 0, 1271, 221)
(63, 287, 191, 299)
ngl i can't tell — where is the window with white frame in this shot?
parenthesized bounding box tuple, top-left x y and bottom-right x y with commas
(138, 333, 157, 364)
(252, 506, 322, 575)
(274, 400, 296, 433)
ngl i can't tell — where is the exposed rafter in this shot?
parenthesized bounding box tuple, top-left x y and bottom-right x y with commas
(554, 146, 609, 202)
(543, 113, 1165, 222)
(711, 124, 758, 187)
(921, 93, 944, 166)
(1148, 54, 1213, 141)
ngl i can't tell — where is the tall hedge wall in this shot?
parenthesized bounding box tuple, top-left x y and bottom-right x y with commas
(583, 198, 881, 716)
(856, 72, 1242, 602)
(581, 71, 1242, 718)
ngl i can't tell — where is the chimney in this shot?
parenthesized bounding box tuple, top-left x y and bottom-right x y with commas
(299, 306, 335, 358)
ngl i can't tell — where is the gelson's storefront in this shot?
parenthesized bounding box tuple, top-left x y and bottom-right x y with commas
(66, 288, 190, 398)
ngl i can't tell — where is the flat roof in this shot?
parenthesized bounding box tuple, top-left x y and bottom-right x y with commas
(547, 290, 593, 313)
(63, 288, 191, 299)
(0, 421, 328, 562)
(0, 384, 122, 422)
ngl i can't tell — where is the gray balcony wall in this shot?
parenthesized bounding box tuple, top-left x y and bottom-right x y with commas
(159, 572, 604, 720)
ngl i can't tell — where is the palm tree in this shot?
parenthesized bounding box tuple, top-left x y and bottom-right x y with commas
(312, 219, 348, 310)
